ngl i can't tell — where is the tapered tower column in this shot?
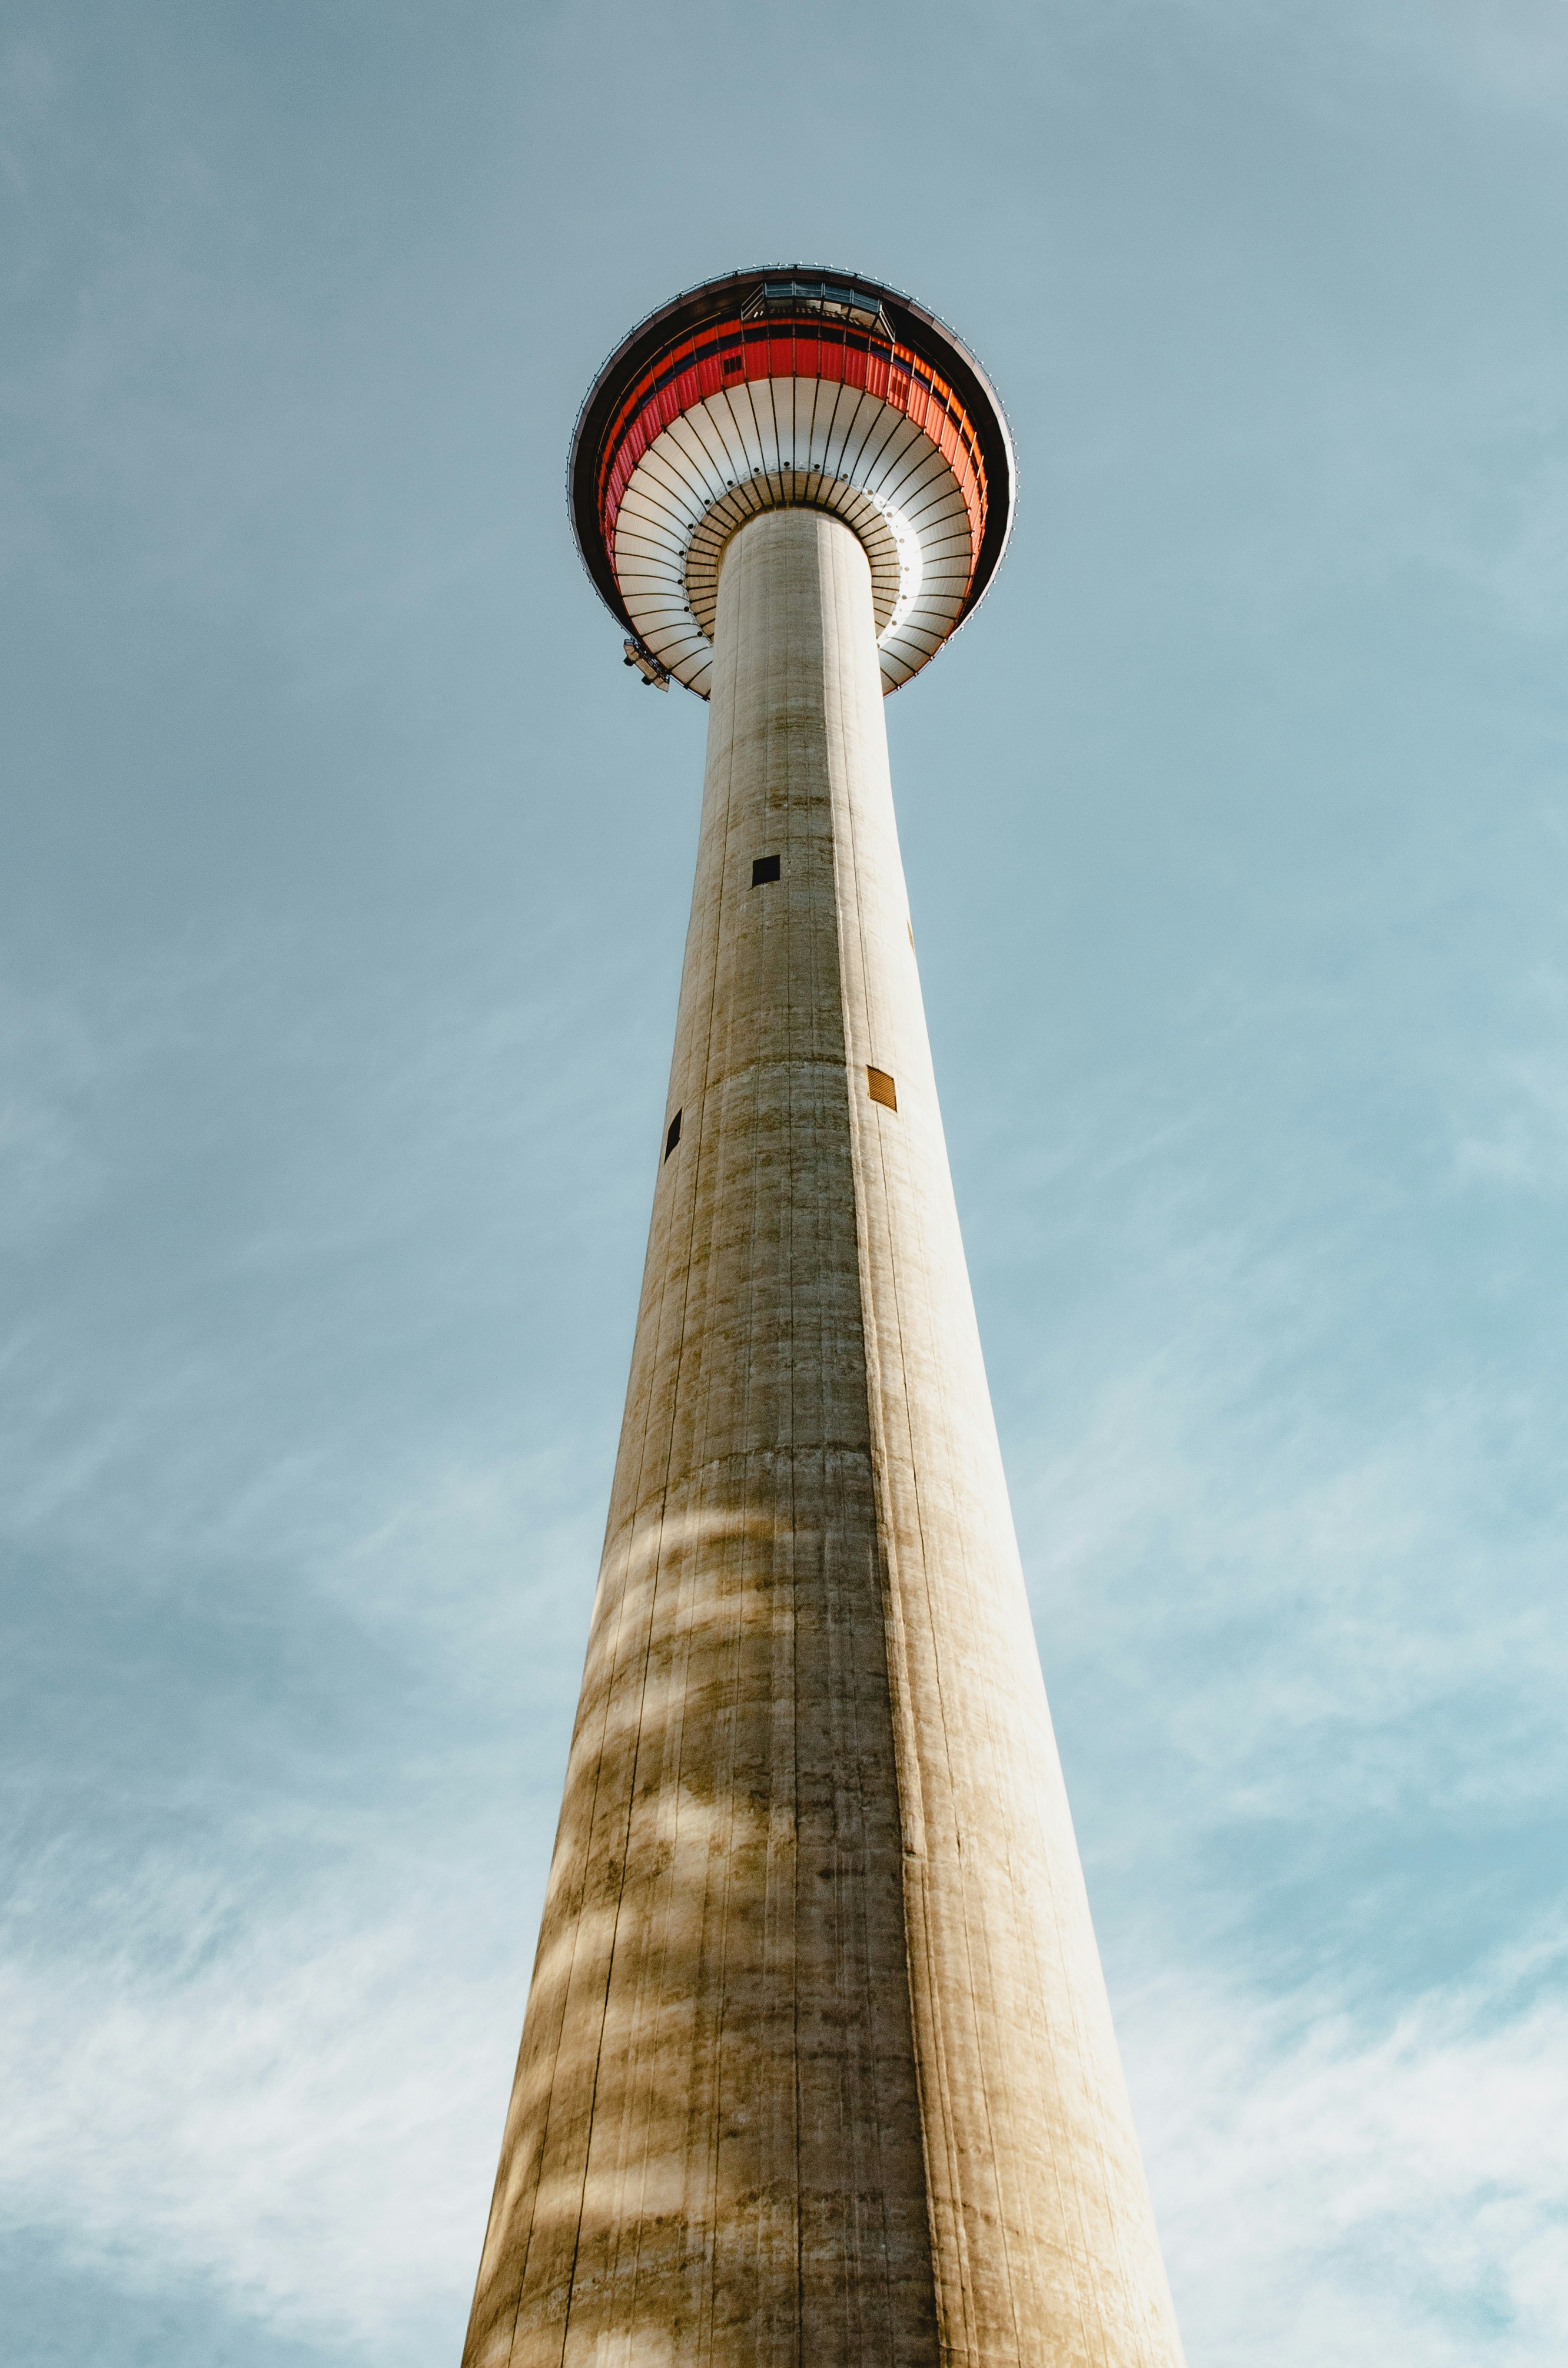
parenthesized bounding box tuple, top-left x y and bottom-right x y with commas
(463, 271, 1185, 2368)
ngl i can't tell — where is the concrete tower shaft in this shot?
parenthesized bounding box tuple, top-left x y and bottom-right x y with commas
(461, 508, 1185, 2365)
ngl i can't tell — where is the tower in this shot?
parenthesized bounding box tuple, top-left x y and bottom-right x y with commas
(463, 270, 1185, 2368)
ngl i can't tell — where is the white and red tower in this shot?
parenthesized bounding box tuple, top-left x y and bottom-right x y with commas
(463, 270, 1185, 2368)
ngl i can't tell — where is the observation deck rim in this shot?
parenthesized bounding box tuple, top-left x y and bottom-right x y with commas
(567, 263, 1016, 674)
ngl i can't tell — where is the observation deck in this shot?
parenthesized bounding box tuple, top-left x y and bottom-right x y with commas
(569, 267, 1016, 697)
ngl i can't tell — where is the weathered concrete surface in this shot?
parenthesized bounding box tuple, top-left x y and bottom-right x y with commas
(462, 510, 1185, 2367)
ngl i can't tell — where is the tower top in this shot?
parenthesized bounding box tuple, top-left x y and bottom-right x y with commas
(569, 266, 1016, 697)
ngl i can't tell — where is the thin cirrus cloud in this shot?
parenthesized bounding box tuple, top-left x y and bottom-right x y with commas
(1126, 1934, 1568, 2366)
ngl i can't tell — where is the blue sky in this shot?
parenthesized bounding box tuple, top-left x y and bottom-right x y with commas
(3, 3, 1566, 2362)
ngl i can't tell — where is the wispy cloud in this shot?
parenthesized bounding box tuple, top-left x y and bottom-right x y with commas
(1130, 1932, 1568, 2366)
(0, 1854, 504, 2355)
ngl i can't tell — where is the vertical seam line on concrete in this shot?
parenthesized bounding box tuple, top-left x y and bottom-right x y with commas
(833, 623, 989, 2364)
(823, 518, 902, 2364)
(873, 986, 1024, 2363)
(689, 568, 748, 2368)
(817, 513, 942, 2366)
(549, 567, 742, 2367)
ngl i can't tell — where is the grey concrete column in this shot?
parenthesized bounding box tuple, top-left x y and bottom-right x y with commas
(461, 508, 1184, 2368)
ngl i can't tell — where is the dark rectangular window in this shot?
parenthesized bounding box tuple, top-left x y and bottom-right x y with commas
(752, 854, 781, 886)
(664, 1110, 682, 1160)
(866, 1066, 897, 1112)
(722, 353, 744, 376)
